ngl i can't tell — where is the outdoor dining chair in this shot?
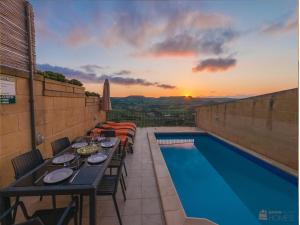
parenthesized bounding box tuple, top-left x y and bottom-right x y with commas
(108, 138, 128, 190)
(0, 197, 78, 225)
(11, 150, 56, 209)
(101, 130, 128, 177)
(96, 164, 126, 225)
(100, 129, 116, 138)
(77, 142, 127, 225)
(51, 137, 70, 156)
(11, 150, 44, 180)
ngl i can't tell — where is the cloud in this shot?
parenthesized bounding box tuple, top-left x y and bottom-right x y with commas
(142, 28, 237, 57)
(113, 70, 132, 76)
(102, 7, 233, 52)
(261, 12, 297, 35)
(37, 64, 176, 89)
(35, 1, 236, 59)
(80, 64, 103, 73)
(192, 57, 236, 73)
(199, 29, 237, 55)
(102, 12, 159, 47)
(64, 27, 94, 47)
(146, 33, 199, 57)
(156, 84, 176, 89)
(163, 10, 232, 36)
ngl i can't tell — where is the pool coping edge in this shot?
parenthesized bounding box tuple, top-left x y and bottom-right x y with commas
(147, 127, 218, 225)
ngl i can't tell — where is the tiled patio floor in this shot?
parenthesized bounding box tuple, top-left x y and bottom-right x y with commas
(15, 128, 165, 225)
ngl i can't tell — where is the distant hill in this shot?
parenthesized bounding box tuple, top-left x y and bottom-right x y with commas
(111, 96, 236, 111)
(108, 96, 237, 126)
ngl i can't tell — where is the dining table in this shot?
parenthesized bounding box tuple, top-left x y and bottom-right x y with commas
(0, 137, 120, 225)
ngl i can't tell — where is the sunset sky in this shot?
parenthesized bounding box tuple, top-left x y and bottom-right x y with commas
(30, 0, 298, 97)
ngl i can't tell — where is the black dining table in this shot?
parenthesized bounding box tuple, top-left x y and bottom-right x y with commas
(0, 137, 120, 225)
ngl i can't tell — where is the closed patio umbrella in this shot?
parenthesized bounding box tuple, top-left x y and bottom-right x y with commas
(102, 79, 112, 111)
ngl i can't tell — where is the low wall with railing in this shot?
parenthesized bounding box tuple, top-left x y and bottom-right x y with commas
(0, 66, 106, 186)
(107, 110, 196, 127)
(195, 88, 298, 170)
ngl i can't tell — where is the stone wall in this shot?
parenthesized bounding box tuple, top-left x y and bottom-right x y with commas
(195, 88, 298, 170)
(0, 66, 106, 186)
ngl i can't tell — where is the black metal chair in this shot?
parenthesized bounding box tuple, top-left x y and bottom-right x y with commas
(0, 197, 78, 225)
(109, 138, 128, 188)
(11, 150, 56, 209)
(102, 130, 128, 178)
(11, 150, 44, 180)
(51, 137, 70, 156)
(77, 141, 127, 225)
(96, 163, 126, 225)
(100, 129, 116, 138)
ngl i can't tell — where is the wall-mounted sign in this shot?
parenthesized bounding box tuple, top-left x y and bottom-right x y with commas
(0, 75, 16, 104)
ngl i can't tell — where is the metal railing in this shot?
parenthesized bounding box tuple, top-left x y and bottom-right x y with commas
(107, 110, 196, 127)
(157, 139, 194, 145)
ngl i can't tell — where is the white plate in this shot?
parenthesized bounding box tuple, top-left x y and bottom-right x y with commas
(52, 154, 75, 164)
(101, 141, 115, 148)
(96, 137, 105, 142)
(43, 168, 73, 184)
(72, 142, 88, 149)
(87, 153, 108, 164)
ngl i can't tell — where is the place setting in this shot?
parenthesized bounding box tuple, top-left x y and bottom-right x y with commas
(40, 138, 114, 185)
(36, 155, 81, 185)
(100, 137, 118, 148)
(43, 167, 74, 184)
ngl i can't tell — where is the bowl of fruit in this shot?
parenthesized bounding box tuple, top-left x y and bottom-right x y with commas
(77, 145, 99, 156)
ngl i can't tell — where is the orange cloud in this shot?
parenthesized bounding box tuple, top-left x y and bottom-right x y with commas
(192, 57, 236, 72)
(164, 11, 232, 35)
(135, 28, 237, 58)
(142, 50, 197, 58)
(65, 27, 93, 47)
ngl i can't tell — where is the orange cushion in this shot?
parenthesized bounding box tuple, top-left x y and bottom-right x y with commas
(107, 121, 136, 128)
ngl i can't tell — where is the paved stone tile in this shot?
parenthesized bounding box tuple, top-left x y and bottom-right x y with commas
(99, 216, 119, 225)
(142, 185, 159, 198)
(142, 198, 162, 215)
(99, 200, 124, 217)
(122, 199, 142, 216)
(127, 177, 142, 189)
(142, 176, 157, 187)
(142, 214, 164, 225)
(127, 185, 142, 199)
(122, 214, 142, 225)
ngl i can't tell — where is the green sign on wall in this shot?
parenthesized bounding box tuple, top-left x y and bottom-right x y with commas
(0, 75, 16, 104)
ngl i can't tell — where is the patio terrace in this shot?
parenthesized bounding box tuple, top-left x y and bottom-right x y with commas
(12, 128, 164, 225)
(12, 127, 202, 225)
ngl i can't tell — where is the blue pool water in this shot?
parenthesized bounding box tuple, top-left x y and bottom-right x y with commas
(156, 133, 298, 225)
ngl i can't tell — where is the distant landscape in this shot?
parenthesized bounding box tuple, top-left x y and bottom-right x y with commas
(107, 96, 235, 127)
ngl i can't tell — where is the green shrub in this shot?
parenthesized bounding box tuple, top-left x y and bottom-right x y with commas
(85, 91, 100, 97)
(38, 70, 84, 87)
(40, 71, 66, 82)
(68, 79, 83, 86)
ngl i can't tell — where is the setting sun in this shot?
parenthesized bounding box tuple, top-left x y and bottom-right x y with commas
(183, 91, 192, 97)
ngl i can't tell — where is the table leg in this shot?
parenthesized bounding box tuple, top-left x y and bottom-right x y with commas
(89, 192, 96, 225)
(0, 196, 12, 225)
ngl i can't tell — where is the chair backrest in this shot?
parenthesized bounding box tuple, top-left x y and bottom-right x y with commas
(11, 150, 44, 180)
(117, 137, 128, 157)
(51, 137, 70, 156)
(122, 137, 128, 153)
(100, 129, 116, 138)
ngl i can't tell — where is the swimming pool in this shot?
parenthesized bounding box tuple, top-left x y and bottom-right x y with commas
(155, 132, 298, 225)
